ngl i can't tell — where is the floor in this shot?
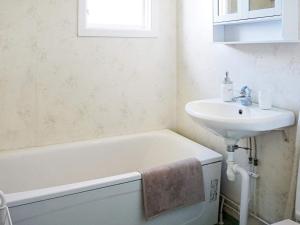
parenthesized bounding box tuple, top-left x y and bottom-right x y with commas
(222, 213, 239, 225)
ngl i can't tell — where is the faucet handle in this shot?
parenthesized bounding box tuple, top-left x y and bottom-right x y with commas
(240, 86, 252, 97)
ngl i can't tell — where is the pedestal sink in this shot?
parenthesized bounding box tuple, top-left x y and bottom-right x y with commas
(185, 98, 295, 225)
(186, 98, 295, 144)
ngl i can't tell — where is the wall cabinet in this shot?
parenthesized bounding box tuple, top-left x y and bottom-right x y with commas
(214, 0, 282, 23)
(213, 0, 300, 44)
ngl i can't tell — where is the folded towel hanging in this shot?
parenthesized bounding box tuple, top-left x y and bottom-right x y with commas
(141, 158, 205, 219)
(0, 191, 13, 225)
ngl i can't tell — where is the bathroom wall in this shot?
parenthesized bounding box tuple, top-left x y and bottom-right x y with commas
(0, 0, 177, 151)
(177, 0, 300, 224)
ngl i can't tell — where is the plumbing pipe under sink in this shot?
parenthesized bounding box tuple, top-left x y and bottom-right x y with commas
(227, 151, 250, 225)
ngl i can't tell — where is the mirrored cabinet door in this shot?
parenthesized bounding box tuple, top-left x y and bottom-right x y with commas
(246, 0, 282, 19)
(249, 0, 275, 11)
(214, 0, 242, 23)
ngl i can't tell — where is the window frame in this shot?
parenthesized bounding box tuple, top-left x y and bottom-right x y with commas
(78, 0, 158, 38)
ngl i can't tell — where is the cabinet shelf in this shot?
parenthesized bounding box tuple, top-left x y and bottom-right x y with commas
(214, 40, 300, 45)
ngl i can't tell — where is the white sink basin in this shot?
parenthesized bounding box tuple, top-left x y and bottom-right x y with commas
(186, 99, 295, 141)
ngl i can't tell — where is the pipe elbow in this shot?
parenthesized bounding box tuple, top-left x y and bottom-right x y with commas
(226, 161, 236, 181)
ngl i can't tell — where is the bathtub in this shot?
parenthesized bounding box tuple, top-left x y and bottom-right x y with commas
(0, 130, 222, 225)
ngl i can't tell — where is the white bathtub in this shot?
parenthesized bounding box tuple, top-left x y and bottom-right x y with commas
(0, 130, 222, 225)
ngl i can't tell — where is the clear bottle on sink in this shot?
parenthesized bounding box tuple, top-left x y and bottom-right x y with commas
(221, 72, 234, 102)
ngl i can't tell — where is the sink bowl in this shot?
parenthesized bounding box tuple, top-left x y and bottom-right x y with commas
(185, 99, 295, 142)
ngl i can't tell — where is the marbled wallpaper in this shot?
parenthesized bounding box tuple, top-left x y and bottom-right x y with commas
(177, 0, 299, 224)
(1, 0, 299, 224)
(0, 0, 177, 150)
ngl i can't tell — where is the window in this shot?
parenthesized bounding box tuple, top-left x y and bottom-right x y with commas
(78, 0, 158, 37)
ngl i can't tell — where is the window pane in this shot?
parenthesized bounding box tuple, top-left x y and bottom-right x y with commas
(86, 0, 146, 28)
(249, 0, 275, 11)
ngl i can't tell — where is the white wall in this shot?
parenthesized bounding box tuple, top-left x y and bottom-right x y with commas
(0, 0, 177, 150)
(177, 0, 299, 224)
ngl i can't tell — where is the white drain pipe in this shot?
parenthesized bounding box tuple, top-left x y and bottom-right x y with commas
(220, 195, 270, 225)
(227, 152, 250, 225)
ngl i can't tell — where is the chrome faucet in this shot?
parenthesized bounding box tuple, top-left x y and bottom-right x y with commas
(232, 86, 252, 106)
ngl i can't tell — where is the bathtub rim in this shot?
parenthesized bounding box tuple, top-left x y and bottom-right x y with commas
(0, 130, 178, 156)
(0, 129, 219, 159)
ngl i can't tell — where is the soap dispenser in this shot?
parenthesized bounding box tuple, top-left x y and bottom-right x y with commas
(221, 72, 234, 102)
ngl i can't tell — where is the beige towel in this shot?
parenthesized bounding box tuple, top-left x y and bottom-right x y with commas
(141, 158, 205, 219)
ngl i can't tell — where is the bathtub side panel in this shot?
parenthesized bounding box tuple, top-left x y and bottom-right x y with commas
(9, 162, 221, 225)
(10, 181, 144, 225)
